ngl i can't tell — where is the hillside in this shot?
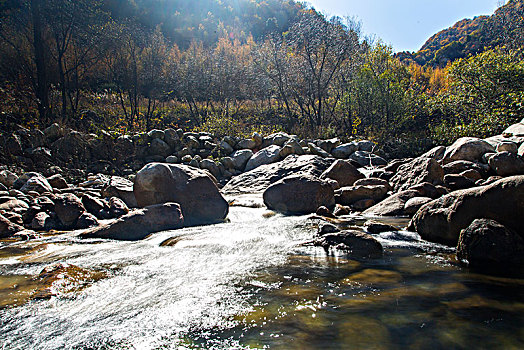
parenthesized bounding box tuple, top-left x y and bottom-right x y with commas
(398, 0, 524, 67)
(103, 0, 304, 47)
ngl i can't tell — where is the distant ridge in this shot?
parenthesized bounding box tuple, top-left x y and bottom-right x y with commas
(397, 0, 524, 67)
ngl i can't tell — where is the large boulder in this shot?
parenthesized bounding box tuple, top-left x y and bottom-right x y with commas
(80, 203, 184, 241)
(349, 151, 387, 167)
(487, 152, 524, 176)
(133, 163, 228, 226)
(320, 160, 364, 187)
(230, 150, 253, 171)
(503, 120, 524, 137)
(390, 157, 444, 192)
(51, 131, 92, 165)
(331, 143, 358, 159)
(335, 185, 389, 206)
(54, 193, 86, 228)
(101, 176, 137, 208)
(441, 137, 495, 164)
(0, 170, 18, 188)
(457, 219, 524, 269)
(0, 213, 25, 238)
(20, 174, 53, 194)
(222, 155, 332, 194)
(408, 176, 524, 246)
(149, 138, 171, 157)
(263, 175, 335, 214)
(245, 145, 281, 171)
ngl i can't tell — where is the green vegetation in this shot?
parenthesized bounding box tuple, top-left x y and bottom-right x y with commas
(0, 0, 523, 158)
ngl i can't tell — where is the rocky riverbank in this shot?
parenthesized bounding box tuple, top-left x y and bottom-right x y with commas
(2, 119, 524, 273)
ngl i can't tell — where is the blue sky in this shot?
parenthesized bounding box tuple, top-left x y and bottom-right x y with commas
(306, 0, 502, 52)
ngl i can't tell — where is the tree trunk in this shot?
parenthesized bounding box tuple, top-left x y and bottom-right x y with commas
(31, 0, 49, 123)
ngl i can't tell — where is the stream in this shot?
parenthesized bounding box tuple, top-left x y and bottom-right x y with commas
(0, 195, 523, 349)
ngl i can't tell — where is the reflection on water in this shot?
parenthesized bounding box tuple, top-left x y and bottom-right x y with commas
(0, 195, 523, 349)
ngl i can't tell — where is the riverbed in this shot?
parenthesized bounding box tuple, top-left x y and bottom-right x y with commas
(1, 195, 523, 349)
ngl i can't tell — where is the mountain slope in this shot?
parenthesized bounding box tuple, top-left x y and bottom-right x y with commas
(397, 0, 524, 67)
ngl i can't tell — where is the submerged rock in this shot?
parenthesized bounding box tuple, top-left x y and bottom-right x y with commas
(314, 230, 383, 258)
(134, 163, 228, 226)
(81, 203, 184, 241)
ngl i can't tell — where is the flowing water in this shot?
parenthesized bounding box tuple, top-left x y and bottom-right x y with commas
(0, 195, 523, 349)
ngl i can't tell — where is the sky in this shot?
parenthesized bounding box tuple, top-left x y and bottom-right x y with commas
(306, 0, 503, 52)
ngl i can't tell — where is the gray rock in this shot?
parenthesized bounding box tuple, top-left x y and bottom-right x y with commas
(31, 212, 56, 231)
(108, 197, 129, 218)
(308, 143, 331, 158)
(236, 139, 257, 150)
(419, 146, 446, 160)
(503, 120, 524, 136)
(245, 145, 281, 171)
(43, 123, 64, 143)
(76, 212, 99, 229)
(148, 129, 165, 140)
(220, 141, 234, 156)
(335, 185, 389, 206)
(163, 128, 180, 148)
(442, 137, 495, 164)
(357, 140, 376, 153)
(20, 174, 53, 194)
(496, 141, 518, 154)
(0, 213, 25, 238)
(223, 155, 332, 195)
(317, 138, 340, 153)
(252, 132, 263, 147)
(390, 157, 444, 192)
(102, 176, 137, 208)
(444, 174, 475, 191)
(47, 174, 69, 189)
(149, 138, 171, 158)
(364, 221, 399, 234)
(166, 156, 178, 164)
(263, 175, 335, 214)
(200, 159, 220, 179)
(331, 142, 359, 159)
(81, 203, 184, 241)
(263, 132, 291, 147)
(442, 160, 488, 175)
(320, 160, 364, 187)
(220, 157, 235, 170)
(231, 149, 254, 171)
(349, 151, 387, 167)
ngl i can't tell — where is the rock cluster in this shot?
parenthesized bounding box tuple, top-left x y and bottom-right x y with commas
(3, 118, 524, 271)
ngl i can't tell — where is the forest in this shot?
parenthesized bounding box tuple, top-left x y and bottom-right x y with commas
(0, 0, 523, 158)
